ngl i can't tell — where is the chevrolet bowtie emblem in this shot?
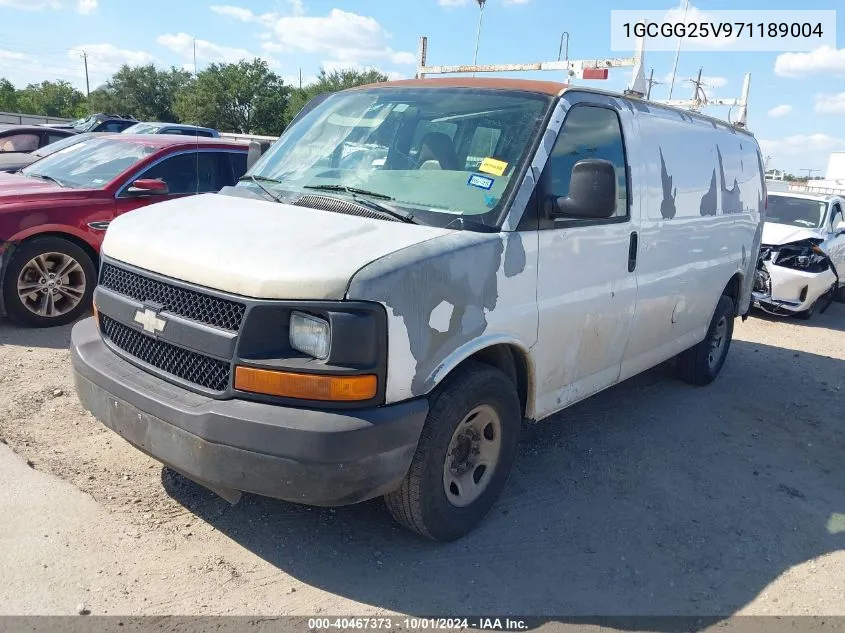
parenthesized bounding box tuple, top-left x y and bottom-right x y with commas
(134, 308, 166, 334)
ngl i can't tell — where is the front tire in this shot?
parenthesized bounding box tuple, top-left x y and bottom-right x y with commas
(384, 362, 521, 541)
(675, 295, 735, 386)
(2, 237, 96, 328)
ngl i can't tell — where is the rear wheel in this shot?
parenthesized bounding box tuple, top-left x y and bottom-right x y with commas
(2, 237, 96, 328)
(675, 295, 735, 386)
(384, 362, 521, 541)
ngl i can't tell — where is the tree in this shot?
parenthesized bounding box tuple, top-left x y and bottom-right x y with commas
(174, 59, 290, 135)
(0, 78, 17, 112)
(87, 64, 193, 121)
(15, 81, 86, 118)
(285, 68, 388, 124)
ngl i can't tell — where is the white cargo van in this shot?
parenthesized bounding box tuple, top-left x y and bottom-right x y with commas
(71, 78, 765, 541)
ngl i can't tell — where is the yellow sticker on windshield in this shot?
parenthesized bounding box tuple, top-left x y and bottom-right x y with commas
(479, 157, 508, 177)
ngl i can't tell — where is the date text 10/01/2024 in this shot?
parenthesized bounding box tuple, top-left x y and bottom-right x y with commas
(307, 618, 530, 630)
(622, 21, 824, 39)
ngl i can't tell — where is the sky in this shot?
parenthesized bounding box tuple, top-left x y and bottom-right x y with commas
(0, 0, 843, 175)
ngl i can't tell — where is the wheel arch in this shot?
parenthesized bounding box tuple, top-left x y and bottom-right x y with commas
(722, 271, 744, 316)
(426, 335, 535, 420)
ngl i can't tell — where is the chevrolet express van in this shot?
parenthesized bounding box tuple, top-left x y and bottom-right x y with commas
(71, 78, 765, 541)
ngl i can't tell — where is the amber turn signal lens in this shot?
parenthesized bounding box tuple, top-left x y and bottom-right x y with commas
(234, 366, 377, 402)
(92, 302, 99, 324)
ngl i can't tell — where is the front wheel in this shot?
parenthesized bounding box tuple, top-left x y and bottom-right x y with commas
(675, 295, 735, 386)
(384, 362, 521, 541)
(2, 237, 96, 328)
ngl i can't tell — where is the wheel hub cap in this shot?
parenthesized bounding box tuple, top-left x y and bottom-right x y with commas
(443, 404, 503, 508)
(17, 252, 86, 318)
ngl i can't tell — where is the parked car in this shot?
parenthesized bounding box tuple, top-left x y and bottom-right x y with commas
(753, 192, 845, 318)
(0, 132, 97, 174)
(122, 122, 220, 138)
(44, 113, 138, 133)
(0, 125, 77, 157)
(0, 134, 249, 328)
(70, 78, 765, 541)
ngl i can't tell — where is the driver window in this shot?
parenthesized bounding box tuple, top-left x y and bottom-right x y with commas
(543, 105, 629, 219)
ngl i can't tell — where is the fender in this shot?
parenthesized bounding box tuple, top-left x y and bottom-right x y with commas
(7, 223, 99, 250)
(425, 332, 537, 420)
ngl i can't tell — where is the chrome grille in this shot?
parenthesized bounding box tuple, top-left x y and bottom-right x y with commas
(100, 315, 231, 392)
(100, 264, 245, 332)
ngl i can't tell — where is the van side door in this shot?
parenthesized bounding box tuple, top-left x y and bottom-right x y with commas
(532, 95, 640, 420)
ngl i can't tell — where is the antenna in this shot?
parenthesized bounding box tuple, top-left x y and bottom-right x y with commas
(81, 50, 90, 98)
(645, 68, 661, 99)
(667, 0, 690, 100)
(472, 0, 487, 77)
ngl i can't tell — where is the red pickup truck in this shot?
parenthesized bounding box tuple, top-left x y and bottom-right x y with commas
(0, 134, 249, 328)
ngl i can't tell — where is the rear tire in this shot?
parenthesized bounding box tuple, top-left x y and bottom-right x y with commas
(2, 237, 96, 328)
(384, 361, 521, 541)
(675, 295, 735, 386)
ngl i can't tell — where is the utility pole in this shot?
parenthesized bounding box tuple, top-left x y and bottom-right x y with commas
(81, 50, 90, 98)
(192, 38, 197, 77)
(299, 68, 302, 89)
(472, 0, 487, 75)
(667, 0, 689, 100)
(801, 168, 820, 180)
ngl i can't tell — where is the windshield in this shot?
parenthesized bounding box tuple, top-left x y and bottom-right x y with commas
(32, 133, 89, 158)
(21, 137, 156, 189)
(766, 195, 827, 228)
(123, 123, 162, 134)
(245, 87, 552, 225)
(71, 116, 100, 132)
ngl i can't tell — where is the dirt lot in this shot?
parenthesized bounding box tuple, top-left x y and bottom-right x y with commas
(0, 306, 843, 621)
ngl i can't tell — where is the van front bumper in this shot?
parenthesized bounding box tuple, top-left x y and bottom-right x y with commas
(70, 317, 428, 506)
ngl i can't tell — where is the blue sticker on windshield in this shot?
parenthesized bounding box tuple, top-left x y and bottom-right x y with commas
(467, 173, 494, 190)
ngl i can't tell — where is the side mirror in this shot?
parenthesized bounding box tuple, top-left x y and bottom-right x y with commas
(834, 219, 845, 235)
(548, 159, 617, 220)
(127, 178, 168, 196)
(246, 140, 272, 171)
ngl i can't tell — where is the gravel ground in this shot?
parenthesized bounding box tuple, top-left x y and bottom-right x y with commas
(0, 306, 843, 622)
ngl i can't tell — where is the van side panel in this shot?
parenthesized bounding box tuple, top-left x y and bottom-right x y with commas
(346, 230, 539, 406)
(619, 105, 764, 381)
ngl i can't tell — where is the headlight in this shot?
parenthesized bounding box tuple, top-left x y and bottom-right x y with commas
(289, 311, 330, 359)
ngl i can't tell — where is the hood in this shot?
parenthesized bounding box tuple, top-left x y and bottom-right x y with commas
(0, 172, 94, 203)
(101, 192, 456, 300)
(762, 222, 823, 246)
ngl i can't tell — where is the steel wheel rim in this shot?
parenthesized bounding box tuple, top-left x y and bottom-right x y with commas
(443, 404, 502, 508)
(708, 316, 728, 369)
(16, 252, 86, 318)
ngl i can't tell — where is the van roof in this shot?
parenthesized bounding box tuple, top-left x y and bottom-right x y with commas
(768, 191, 835, 202)
(352, 78, 755, 136)
(353, 77, 569, 96)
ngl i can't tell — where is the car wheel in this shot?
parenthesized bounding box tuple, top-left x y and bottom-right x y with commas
(675, 295, 735, 386)
(2, 237, 96, 328)
(384, 361, 521, 541)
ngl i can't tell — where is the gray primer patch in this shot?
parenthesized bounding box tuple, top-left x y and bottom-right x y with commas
(700, 170, 718, 216)
(659, 148, 677, 220)
(348, 231, 527, 395)
(503, 232, 526, 278)
(717, 146, 743, 214)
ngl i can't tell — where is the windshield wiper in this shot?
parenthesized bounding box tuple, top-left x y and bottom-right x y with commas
(238, 175, 283, 203)
(302, 184, 416, 224)
(26, 173, 65, 187)
(304, 184, 394, 201)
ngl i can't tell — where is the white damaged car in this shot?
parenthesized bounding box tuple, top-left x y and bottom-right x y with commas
(753, 192, 845, 318)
